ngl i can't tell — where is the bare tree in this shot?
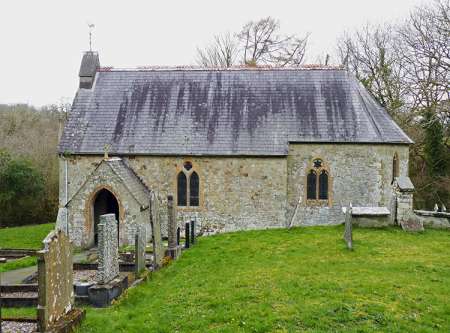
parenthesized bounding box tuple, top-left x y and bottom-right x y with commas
(196, 33, 238, 68)
(237, 17, 309, 66)
(196, 17, 309, 68)
(337, 24, 406, 115)
(397, 0, 450, 114)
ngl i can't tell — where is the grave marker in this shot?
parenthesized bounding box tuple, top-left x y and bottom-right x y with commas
(190, 220, 195, 245)
(166, 195, 181, 259)
(185, 222, 190, 249)
(343, 204, 353, 250)
(97, 214, 119, 284)
(135, 224, 147, 277)
(37, 230, 74, 332)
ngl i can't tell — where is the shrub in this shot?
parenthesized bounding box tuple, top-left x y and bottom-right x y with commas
(0, 150, 46, 226)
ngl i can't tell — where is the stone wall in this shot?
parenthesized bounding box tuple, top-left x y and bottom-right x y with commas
(414, 210, 450, 229)
(62, 158, 149, 247)
(61, 155, 287, 237)
(59, 143, 409, 238)
(287, 144, 409, 226)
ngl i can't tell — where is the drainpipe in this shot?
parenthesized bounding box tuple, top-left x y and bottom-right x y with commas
(64, 157, 69, 234)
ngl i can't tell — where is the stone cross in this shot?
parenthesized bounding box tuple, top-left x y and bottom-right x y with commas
(103, 144, 111, 160)
(37, 230, 74, 332)
(134, 224, 147, 277)
(343, 203, 353, 250)
(96, 214, 119, 284)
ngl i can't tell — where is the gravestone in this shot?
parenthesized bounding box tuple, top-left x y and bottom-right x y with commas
(185, 222, 190, 249)
(400, 212, 424, 232)
(37, 230, 74, 332)
(135, 224, 147, 277)
(176, 227, 181, 245)
(190, 220, 195, 245)
(343, 204, 353, 250)
(149, 192, 164, 268)
(97, 214, 119, 284)
(166, 195, 181, 259)
(55, 207, 68, 235)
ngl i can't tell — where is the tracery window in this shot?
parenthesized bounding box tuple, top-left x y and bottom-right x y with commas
(306, 158, 330, 203)
(177, 161, 200, 207)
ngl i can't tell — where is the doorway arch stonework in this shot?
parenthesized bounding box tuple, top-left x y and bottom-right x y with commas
(64, 158, 153, 248)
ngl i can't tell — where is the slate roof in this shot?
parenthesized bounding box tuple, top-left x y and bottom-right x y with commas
(59, 67, 412, 156)
(106, 157, 151, 206)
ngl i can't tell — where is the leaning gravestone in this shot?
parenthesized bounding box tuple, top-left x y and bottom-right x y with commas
(135, 224, 147, 276)
(37, 230, 75, 332)
(97, 214, 119, 284)
(343, 204, 353, 250)
(150, 192, 164, 268)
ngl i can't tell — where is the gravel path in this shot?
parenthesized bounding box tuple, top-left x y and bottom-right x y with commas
(1, 321, 37, 333)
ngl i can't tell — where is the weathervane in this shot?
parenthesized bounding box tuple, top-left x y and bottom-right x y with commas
(87, 22, 95, 52)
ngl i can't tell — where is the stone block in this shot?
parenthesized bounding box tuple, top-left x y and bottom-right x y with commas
(37, 230, 74, 332)
(135, 224, 147, 276)
(97, 214, 119, 284)
(343, 205, 353, 250)
(400, 212, 424, 232)
(150, 193, 164, 269)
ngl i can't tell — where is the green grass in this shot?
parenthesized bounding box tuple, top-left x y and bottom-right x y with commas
(0, 223, 54, 272)
(0, 223, 54, 249)
(2, 307, 36, 319)
(0, 256, 37, 273)
(79, 226, 450, 332)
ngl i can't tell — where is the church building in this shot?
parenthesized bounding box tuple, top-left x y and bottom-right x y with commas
(58, 51, 413, 248)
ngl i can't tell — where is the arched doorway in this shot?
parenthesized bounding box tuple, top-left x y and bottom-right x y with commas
(93, 189, 119, 245)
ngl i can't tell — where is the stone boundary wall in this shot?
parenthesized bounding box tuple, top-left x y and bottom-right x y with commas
(414, 210, 450, 229)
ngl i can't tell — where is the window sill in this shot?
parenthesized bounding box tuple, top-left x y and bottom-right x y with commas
(306, 199, 330, 207)
(177, 206, 202, 211)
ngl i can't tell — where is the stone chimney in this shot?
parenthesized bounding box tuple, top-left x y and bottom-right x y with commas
(79, 51, 100, 89)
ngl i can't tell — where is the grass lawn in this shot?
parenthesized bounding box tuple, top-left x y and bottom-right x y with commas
(0, 256, 37, 273)
(2, 307, 36, 319)
(0, 223, 54, 249)
(0, 223, 54, 272)
(80, 226, 450, 332)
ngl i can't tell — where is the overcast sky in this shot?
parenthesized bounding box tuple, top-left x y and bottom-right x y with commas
(0, 0, 427, 107)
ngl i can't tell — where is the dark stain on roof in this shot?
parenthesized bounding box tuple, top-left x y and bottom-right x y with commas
(59, 68, 412, 156)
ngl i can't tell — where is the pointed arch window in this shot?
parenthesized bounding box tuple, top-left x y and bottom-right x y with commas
(177, 162, 200, 207)
(190, 172, 199, 206)
(392, 153, 399, 183)
(177, 172, 187, 206)
(306, 158, 331, 204)
(319, 170, 328, 200)
(307, 170, 317, 199)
